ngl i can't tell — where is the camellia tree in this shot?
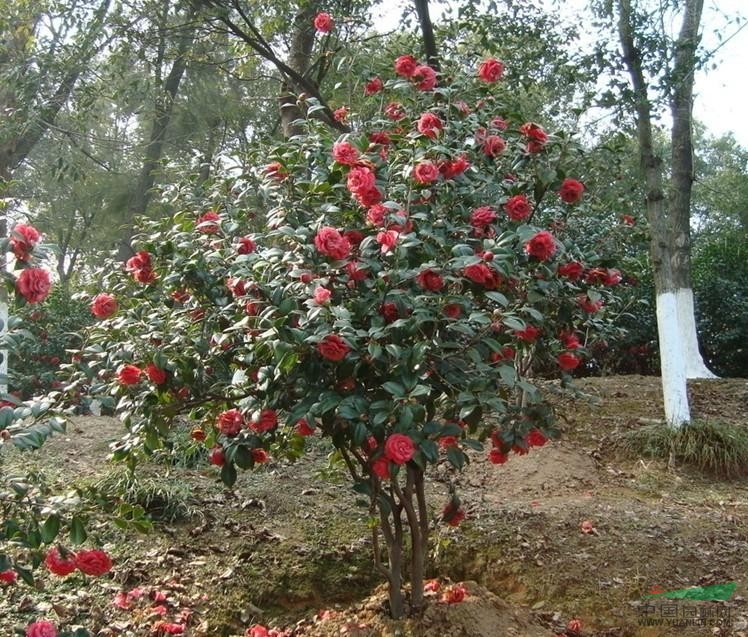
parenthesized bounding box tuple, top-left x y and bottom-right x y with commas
(65, 52, 625, 620)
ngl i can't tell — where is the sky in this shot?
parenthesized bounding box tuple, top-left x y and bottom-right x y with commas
(374, 0, 748, 147)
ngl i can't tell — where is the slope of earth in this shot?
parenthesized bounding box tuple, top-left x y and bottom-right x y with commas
(1, 375, 747, 637)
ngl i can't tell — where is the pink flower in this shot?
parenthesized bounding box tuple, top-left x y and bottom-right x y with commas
(333, 106, 348, 123)
(346, 165, 376, 194)
(264, 162, 287, 180)
(313, 286, 332, 304)
(413, 65, 437, 90)
(470, 206, 497, 228)
(376, 230, 399, 253)
(90, 293, 117, 319)
(417, 112, 443, 138)
(504, 194, 532, 221)
(477, 57, 505, 82)
(314, 226, 351, 260)
(367, 204, 387, 226)
(413, 161, 439, 184)
(332, 141, 360, 165)
(491, 116, 508, 130)
(16, 268, 51, 304)
(559, 178, 585, 204)
(524, 230, 557, 261)
(384, 433, 415, 464)
(394, 54, 419, 77)
(237, 236, 256, 254)
(217, 409, 244, 436)
(318, 334, 351, 361)
(125, 251, 156, 284)
(25, 621, 58, 637)
(604, 268, 622, 286)
(345, 260, 368, 281)
(622, 214, 636, 225)
(10, 223, 41, 261)
(75, 549, 112, 576)
(440, 155, 470, 179)
(424, 579, 441, 593)
(580, 520, 596, 535)
(313, 12, 333, 33)
(441, 583, 468, 604)
(364, 76, 383, 95)
(117, 364, 142, 386)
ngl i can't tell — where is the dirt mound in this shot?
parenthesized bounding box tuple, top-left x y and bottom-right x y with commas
(293, 582, 549, 637)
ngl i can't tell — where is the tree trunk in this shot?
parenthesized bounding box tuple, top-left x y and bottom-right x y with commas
(0, 211, 7, 394)
(668, 0, 714, 379)
(413, 0, 440, 71)
(617, 0, 690, 426)
(117, 8, 195, 260)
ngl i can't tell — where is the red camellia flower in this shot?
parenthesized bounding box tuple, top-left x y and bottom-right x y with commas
(417, 112, 443, 138)
(90, 293, 117, 319)
(464, 263, 495, 286)
(364, 76, 383, 95)
(45, 547, 77, 577)
(25, 620, 58, 637)
(560, 331, 582, 349)
(470, 206, 497, 228)
(313, 11, 333, 33)
(314, 226, 351, 260)
(367, 204, 386, 226)
(346, 165, 376, 194)
(413, 161, 439, 184)
(441, 583, 468, 604)
(313, 286, 332, 304)
(559, 178, 585, 204)
(371, 455, 391, 479)
(318, 334, 351, 361)
(208, 446, 225, 466)
(196, 210, 220, 233)
(145, 363, 167, 385)
(394, 54, 419, 77)
(125, 251, 156, 284)
(384, 433, 415, 464)
(440, 155, 470, 179)
(491, 116, 508, 130)
(504, 194, 532, 221)
(424, 579, 441, 593)
(345, 260, 368, 281)
(376, 229, 399, 253)
(621, 214, 636, 226)
(252, 448, 269, 464)
(482, 135, 506, 157)
(247, 625, 269, 637)
(380, 302, 399, 323)
(75, 549, 112, 576)
(217, 409, 244, 436)
(264, 162, 287, 180)
(526, 429, 548, 447)
(152, 622, 184, 635)
(604, 268, 623, 286)
(515, 325, 541, 342)
(413, 64, 437, 91)
(519, 121, 549, 153)
(524, 231, 557, 261)
(442, 501, 466, 527)
(384, 101, 405, 121)
(295, 419, 315, 436)
(253, 409, 278, 433)
(558, 261, 585, 280)
(10, 223, 41, 261)
(567, 618, 583, 634)
(237, 236, 256, 254)
(577, 294, 604, 313)
(488, 448, 509, 464)
(416, 269, 444, 292)
(0, 569, 17, 585)
(117, 364, 142, 385)
(16, 268, 51, 304)
(477, 57, 505, 82)
(332, 141, 360, 165)
(443, 303, 462, 318)
(333, 106, 348, 123)
(558, 352, 581, 371)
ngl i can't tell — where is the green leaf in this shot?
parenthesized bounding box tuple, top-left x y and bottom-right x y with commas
(221, 462, 237, 487)
(446, 446, 466, 470)
(234, 446, 254, 470)
(484, 291, 509, 306)
(382, 382, 405, 397)
(40, 515, 61, 544)
(69, 516, 87, 545)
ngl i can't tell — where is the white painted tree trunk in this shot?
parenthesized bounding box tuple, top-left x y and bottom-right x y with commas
(675, 287, 717, 379)
(656, 291, 691, 427)
(0, 291, 7, 395)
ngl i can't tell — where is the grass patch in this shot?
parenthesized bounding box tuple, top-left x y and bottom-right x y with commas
(91, 468, 200, 522)
(614, 419, 748, 478)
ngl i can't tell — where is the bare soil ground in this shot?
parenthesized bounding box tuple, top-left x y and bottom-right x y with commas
(2, 375, 747, 637)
